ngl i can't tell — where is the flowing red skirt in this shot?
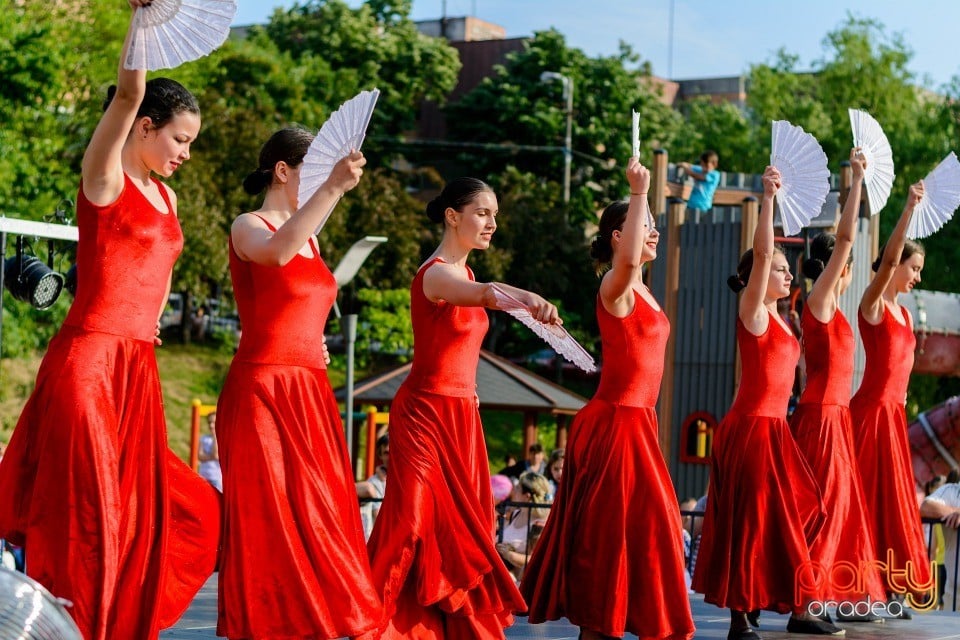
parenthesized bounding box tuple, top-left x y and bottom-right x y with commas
(692, 413, 825, 614)
(789, 404, 886, 601)
(521, 401, 694, 640)
(367, 385, 524, 640)
(0, 326, 220, 640)
(850, 398, 934, 597)
(216, 361, 382, 639)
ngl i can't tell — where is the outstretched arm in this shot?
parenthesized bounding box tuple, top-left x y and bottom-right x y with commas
(739, 166, 780, 335)
(82, 1, 152, 205)
(807, 148, 865, 322)
(860, 181, 924, 324)
(598, 157, 651, 318)
(421, 264, 560, 325)
(232, 152, 365, 267)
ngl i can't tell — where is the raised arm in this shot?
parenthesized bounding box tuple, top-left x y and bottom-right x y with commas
(599, 157, 650, 317)
(421, 265, 560, 325)
(859, 181, 924, 324)
(81, 1, 152, 205)
(232, 151, 365, 267)
(807, 148, 865, 322)
(739, 166, 780, 334)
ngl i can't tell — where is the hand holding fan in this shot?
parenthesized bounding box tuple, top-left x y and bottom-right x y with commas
(770, 120, 830, 237)
(124, 0, 237, 71)
(297, 88, 381, 231)
(490, 285, 597, 373)
(849, 108, 895, 215)
(907, 151, 960, 239)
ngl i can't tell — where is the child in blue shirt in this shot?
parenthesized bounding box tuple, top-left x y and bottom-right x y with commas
(679, 150, 720, 213)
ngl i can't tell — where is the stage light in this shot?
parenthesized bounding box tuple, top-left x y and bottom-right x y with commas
(0, 566, 82, 639)
(3, 237, 65, 310)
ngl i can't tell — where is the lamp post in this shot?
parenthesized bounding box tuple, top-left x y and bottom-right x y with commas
(331, 235, 387, 465)
(540, 71, 574, 203)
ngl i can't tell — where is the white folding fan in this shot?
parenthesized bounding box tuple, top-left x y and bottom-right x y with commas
(907, 151, 960, 239)
(490, 285, 597, 374)
(124, 0, 237, 71)
(770, 120, 830, 237)
(297, 88, 381, 231)
(631, 109, 640, 157)
(849, 108, 895, 215)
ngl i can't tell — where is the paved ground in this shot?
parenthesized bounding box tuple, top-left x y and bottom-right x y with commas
(162, 575, 960, 639)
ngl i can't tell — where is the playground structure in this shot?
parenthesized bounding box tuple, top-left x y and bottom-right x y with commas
(647, 149, 880, 499)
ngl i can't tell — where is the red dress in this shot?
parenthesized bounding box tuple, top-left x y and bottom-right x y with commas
(521, 291, 694, 640)
(216, 217, 381, 639)
(789, 308, 885, 601)
(850, 305, 933, 596)
(692, 314, 825, 614)
(0, 175, 220, 640)
(367, 258, 524, 640)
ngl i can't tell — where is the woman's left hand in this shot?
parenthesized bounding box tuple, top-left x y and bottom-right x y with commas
(525, 294, 561, 325)
(154, 321, 163, 346)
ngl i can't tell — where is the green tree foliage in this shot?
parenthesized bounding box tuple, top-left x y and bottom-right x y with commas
(264, 0, 461, 135)
(446, 29, 686, 216)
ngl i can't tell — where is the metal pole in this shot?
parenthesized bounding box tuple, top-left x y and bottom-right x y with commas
(563, 77, 573, 203)
(344, 313, 358, 465)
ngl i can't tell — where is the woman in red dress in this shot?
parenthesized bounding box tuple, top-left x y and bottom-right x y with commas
(0, 4, 220, 638)
(692, 167, 842, 639)
(850, 180, 935, 611)
(789, 149, 886, 619)
(216, 128, 381, 639)
(367, 177, 559, 640)
(521, 157, 694, 640)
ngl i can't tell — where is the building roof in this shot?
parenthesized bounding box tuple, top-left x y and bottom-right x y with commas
(335, 350, 588, 415)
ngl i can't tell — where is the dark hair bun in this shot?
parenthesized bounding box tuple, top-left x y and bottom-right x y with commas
(102, 85, 118, 112)
(727, 274, 746, 293)
(425, 197, 445, 223)
(802, 257, 826, 280)
(242, 169, 272, 195)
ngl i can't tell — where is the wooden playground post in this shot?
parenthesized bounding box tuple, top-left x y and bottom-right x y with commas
(651, 149, 668, 216)
(190, 399, 202, 472)
(365, 408, 377, 479)
(189, 399, 218, 472)
(660, 196, 687, 458)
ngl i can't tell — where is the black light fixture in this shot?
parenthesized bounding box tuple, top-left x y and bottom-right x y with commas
(3, 236, 64, 310)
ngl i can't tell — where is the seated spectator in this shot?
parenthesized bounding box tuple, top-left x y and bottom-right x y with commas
(545, 448, 564, 500)
(496, 471, 551, 582)
(921, 479, 960, 611)
(499, 443, 546, 479)
(491, 474, 514, 506)
(198, 411, 222, 492)
(679, 497, 698, 589)
(357, 434, 389, 539)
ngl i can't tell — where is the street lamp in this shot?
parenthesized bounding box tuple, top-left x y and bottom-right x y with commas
(540, 71, 574, 203)
(331, 235, 387, 464)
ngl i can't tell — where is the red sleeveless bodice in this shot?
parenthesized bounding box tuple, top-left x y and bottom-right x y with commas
(854, 305, 915, 405)
(229, 216, 335, 369)
(63, 174, 182, 342)
(729, 314, 800, 417)
(593, 290, 669, 408)
(798, 307, 854, 407)
(405, 258, 489, 397)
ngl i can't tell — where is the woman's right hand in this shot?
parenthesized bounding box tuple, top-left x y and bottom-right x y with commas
(906, 180, 925, 209)
(762, 165, 781, 197)
(128, 0, 153, 8)
(325, 150, 366, 196)
(626, 156, 650, 195)
(850, 146, 867, 180)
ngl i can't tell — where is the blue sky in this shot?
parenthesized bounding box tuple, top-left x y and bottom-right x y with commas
(233, 0, 960, 89)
